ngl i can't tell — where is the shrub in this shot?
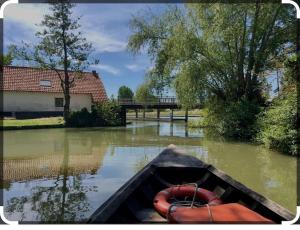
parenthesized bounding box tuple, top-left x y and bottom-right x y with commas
(65, 108, 93, 127)
(188, 108, 209, 128)
(202, 98, 261, 139)
(256, 88, 297, 155)
(256, 56, 298, 156)
(66, 100, 123, 127)
(93, 100, 123, 126)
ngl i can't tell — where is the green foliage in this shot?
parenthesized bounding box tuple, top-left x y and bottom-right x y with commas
(66, 101, 123, 127)
(94, 101, 123, 126)
(202, 98, 261, 139)
(1, 54, 13, 65)
(257, 92, 297, 155)
(118, 86, 134, 99)
(9, 1, 94, 120)
(256, 58, 297, 155)
(128, 3, 294, 139)
(65, 108, 92, 127)
(10, 1, 93, 71)
(128, 4, 293, 105)
(174, 62, 206, 109)
(187, 109, 209, 128)
(135, 83, 157, 103)
(146, 69, 171, 97)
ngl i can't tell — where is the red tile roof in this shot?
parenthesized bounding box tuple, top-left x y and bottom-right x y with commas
(3, 66, 108, 103)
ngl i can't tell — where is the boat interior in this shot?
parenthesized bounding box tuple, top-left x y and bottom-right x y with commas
(91, 165, 291, 224)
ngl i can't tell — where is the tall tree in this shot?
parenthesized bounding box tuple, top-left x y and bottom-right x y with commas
(118, 85, 134, 100)
(128, 3, 294, 106)
(10, 0, 94, 120)
(128, 3, 294, 138)
(135, 83, 156, 103)
(144, 69, 169, 97)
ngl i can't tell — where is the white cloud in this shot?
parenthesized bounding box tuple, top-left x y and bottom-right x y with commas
(4, 4, 49, 46)
(125, 57, 154, 73)
(4, 4, 128, 53)
(90, 64, 120, 75)
(83, 30, 127, 53)
(125, 64, 140, 72)
(4, 4, 49, 29)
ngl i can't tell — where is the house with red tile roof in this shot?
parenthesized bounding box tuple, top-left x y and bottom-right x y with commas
(2, 66, 108, 118)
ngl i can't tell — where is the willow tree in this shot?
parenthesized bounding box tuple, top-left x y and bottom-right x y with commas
(135, 83, 156, 103)
(128, 3, 294, 138)
(174, 61, 207, 109)
(10, 1, 94, 120)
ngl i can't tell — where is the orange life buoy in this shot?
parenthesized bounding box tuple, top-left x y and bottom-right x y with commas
(168, 203, 274, 224)
(153, 185, 223, 218)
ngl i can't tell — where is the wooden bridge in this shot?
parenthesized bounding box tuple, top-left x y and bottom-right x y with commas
(118, 97, 189, 123)
(118, 97, 180, 109)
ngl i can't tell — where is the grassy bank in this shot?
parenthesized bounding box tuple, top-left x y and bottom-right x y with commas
(1, 117, 64, 127)
(188, 118, 206, 128)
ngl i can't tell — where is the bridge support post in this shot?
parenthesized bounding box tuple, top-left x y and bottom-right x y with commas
(143, 108, 146, 119)
(185, 109, 188, 122)
(135, 109, 138, 119)
(120, 107, 126, 126)
(157, 108, 160, 120)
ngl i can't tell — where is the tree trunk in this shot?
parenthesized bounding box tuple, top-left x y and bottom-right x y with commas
(64, 85, 70, 120)
(63, 70, 70, 121)
(245, 1, 260, 100)
(236, 11, 247, 99)
(60, 133, 70, 222)
(62, 4, 70, 121)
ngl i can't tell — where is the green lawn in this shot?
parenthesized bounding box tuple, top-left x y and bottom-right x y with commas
(1, 117, 64, 127)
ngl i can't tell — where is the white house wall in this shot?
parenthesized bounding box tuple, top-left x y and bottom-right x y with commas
(3, 91, 92, 112)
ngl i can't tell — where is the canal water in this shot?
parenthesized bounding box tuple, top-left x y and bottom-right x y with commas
(2, 121, 297, 222)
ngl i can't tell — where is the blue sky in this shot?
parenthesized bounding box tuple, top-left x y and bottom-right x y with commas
(4, 3, 279, 98)
(4, 3, 167, 97)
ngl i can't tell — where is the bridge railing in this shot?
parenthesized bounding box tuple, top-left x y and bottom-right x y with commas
(118, 97, 177, 105)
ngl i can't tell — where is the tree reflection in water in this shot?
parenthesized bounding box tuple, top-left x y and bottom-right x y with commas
(3, 121, 297, 221)
(5, 132, 97, 223)
(133, 154, 149, 173)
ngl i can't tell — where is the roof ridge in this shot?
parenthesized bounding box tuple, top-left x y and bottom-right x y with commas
(3, 65, 93, 74)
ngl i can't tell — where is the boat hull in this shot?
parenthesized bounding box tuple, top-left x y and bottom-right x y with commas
(88, 145, 295, 224)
